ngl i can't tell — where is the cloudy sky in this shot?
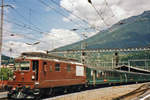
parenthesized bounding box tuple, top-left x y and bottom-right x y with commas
(1, 0, 150, 57)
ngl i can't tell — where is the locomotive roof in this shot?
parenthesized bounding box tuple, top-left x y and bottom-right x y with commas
(20, 52, 80, 63)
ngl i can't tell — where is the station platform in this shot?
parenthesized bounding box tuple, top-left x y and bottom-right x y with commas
(44, 83, 149, 100)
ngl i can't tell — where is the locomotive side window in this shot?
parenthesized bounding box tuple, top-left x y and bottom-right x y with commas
(55, 63, 60, 71)
(49, 65, 52, 72)
(67, 64, 71, 72)
(43, 62, 48, 72)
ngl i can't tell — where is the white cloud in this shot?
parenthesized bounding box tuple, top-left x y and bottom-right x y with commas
(2, 41, 43, 57)
(2, 28, 81, 57)
(60, 0, 150, 29)
(38, 28, 81, 50)
(2, 0, 150, 57)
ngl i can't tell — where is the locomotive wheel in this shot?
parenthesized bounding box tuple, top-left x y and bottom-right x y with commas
(35, 94, 41, 100)
(7, 93, 12, 99)
(46, 88, 53, 96)
(64, 88, 68, 94)
(68, 86, 74, 93)
(76, 86, 82, 92)
(34, 89, 41, 100)
(44, 88, 55, 96)
(51, 88, 55, 96)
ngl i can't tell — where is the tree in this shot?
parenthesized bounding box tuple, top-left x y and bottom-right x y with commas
(0, 68, 13, 80)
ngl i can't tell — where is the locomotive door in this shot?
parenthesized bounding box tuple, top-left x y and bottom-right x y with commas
(32, 60, 39, 80)
(93, 70, 96, 86)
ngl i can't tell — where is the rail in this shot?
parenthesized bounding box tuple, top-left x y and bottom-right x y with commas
(113, 83, 150, 100)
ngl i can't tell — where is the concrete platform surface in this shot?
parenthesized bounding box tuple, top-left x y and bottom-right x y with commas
(43, 83, 148, 100)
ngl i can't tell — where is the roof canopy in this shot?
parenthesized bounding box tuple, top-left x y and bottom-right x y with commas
(115, 65, 150, 74)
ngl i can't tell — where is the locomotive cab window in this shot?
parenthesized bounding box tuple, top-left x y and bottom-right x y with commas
(15, 61, 30, 71)
(55, 63, 60, 71)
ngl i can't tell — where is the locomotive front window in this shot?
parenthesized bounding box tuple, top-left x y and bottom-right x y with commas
(15, 61, 30, 71)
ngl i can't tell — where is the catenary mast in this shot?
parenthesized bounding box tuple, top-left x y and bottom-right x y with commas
(0, 0, 4, 67)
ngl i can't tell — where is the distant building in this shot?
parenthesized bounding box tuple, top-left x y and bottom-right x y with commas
(8, 64, 15, 70)
(0, 64, 14, 70)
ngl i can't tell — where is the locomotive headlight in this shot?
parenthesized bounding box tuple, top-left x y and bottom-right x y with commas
(35, 82, 39, 85)
(32, 75, 35, 80)
(13, 75, 16, 80)
(35, 82, 39, 88)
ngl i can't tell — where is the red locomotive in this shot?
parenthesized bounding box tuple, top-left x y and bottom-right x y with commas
(7, 52, 86, 99)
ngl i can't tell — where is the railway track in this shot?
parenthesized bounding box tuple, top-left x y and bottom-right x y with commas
(113, 83, 150, 100)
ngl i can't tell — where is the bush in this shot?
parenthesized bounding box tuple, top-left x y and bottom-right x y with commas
(0, 68, 13, 80)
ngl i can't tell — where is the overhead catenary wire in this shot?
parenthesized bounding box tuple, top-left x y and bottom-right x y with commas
(3, 29, 49, 44)
(38, 0, 94, 37)
(38, 0, 84, 28)
(104, 0, 116, 18)
(4, 19, 47, 34)
(98, 0, 108, 17)
(38, 0, 97, 40)
(7, 1, 51, 34)
(9, 0, 50, 29)
(6, 0, 92, 46)
(88, 0, 110, 27)
(9, 6, 49, 33)
(101, 0, 119, 24)
(49, 0, 99, 31)
(8, 0, 95, 40)
(4, 14, 43, 33)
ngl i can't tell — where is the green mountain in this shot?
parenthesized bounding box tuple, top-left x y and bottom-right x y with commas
(55, 11, 150, 51)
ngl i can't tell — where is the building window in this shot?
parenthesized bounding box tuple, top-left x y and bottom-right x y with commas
(55, 63, 60, 71)
(67, 64, 71, 72)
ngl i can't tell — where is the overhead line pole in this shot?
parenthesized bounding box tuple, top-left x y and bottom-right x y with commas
(0, 0, 4, 67)
(0, 0, 12, 67)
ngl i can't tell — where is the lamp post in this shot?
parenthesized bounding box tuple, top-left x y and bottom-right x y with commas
(0, 0, 4, 67)
(0, 0, 13, 67)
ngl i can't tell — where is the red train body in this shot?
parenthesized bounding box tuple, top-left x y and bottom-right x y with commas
(0, 80, 8, 90)
(7, 52, 86, 99)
